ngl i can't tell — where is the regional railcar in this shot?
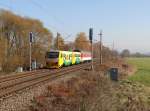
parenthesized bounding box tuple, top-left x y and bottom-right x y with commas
(81, 51, 92, 62)
(45, 50, 91, 68)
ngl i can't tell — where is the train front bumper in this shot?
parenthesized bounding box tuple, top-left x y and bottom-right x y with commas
(46, 62, 59, 68)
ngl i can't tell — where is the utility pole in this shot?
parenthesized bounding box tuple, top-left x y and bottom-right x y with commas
(56, 32, 61, 50)
(98, 30, 103, 111)
(112, 41, 115, 62)
(56, 32, 59, 50)
(99, 30, 103, 65)
(112, 41, 114, 51)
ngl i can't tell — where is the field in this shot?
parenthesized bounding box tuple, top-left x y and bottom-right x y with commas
(127, 57, 150, 86)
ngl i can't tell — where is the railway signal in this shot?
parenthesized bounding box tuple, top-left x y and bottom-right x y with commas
(89, 28, 93, 70)
(29, 32, 34, 43)
(29, 32, 33, 71)
(89, 28, 93, 43)
(98, 30, 103, 65)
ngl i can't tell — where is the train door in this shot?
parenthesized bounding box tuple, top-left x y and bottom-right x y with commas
(72, 52, 75, 65)
(59, 51, 64, 67)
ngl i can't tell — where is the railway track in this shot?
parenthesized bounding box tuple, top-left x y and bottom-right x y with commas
(0, 69, 50, 83)
(0, 62, 94, 98)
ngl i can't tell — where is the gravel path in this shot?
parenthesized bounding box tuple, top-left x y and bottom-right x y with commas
(0, 71, 82, 111)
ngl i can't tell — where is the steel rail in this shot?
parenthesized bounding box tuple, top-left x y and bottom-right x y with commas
(0, 62, 93, 98)
(0, 63, 89, 90)
(0, 58, 99, 83)
(0, 69, 50, 83)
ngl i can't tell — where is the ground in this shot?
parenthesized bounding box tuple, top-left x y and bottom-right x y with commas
(29, 64, 150, 111)
(127, 57, 150, 86)
(1, 59, 150, 111)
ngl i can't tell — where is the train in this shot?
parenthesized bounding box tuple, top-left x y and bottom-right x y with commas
(45, 50, 92, 68)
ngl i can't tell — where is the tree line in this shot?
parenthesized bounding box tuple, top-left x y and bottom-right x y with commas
(120, 49, 150, 58)
(0, 10, 118, 72)
(0, 10, 52, 72)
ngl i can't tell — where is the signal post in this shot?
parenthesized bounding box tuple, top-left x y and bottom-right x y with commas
(29, 32, 33, 71)
(89, 28, 93, 70)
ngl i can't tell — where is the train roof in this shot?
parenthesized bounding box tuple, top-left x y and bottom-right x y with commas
(47, 50, 91, 53)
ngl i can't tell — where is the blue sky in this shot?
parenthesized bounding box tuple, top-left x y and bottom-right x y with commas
(0, 0, 150, 53)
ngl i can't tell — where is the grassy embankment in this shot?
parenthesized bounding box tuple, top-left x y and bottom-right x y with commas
(127, 57, 150, 86)
(29, 65, 150, 111)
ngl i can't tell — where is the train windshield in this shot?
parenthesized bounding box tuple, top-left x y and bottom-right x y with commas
(46, 52, 59, 58)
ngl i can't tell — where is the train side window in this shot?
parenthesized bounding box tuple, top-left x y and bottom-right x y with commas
(64, 54, 66, 59)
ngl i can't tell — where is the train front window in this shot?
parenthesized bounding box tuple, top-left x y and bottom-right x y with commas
(47, 52, 59, 58)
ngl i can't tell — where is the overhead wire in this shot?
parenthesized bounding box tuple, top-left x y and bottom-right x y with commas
(31, 0, 66, 28)
(0, 0, 78, 43)
(0, 0, 25, 17)
(0, 0, 61, 38)
(30, 0, 73, 40)
(0, 2, 11, 10)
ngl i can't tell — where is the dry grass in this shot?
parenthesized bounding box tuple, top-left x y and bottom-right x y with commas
(29, 66, 150, 111)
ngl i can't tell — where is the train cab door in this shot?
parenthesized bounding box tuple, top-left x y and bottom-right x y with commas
(72, 52, 75, 65)
(59, 51, 63, 68)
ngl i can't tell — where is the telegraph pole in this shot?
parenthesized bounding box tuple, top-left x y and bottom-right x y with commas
(56, 32, 60, 50)
(112, 41, 115, 62)
(98, 30, 103, 111)
(99, 30, 103, 65)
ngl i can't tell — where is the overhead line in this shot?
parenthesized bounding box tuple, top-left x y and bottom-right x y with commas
(31, 0, 65, 27)
(0, 2, 11, 10)
(30, 0, 73, 40)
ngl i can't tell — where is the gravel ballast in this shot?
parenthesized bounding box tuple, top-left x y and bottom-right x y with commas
(0, 71, 82, 111)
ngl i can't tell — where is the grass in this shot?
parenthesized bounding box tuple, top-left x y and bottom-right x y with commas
(30, 69, 150, 111)
(127, 57, 150, 86)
